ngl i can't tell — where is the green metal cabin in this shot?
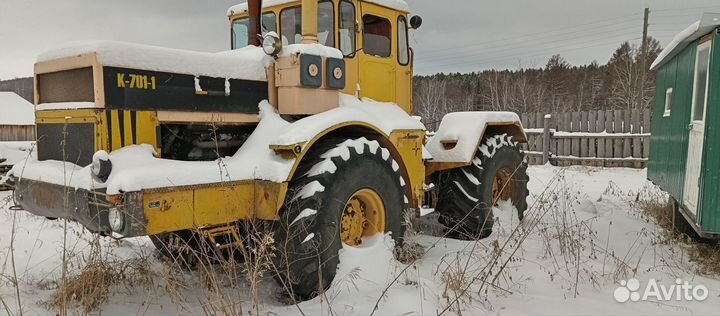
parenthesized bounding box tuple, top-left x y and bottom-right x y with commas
(648, 13, 720, 237)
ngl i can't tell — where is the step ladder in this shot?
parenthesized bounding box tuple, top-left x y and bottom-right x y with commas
(200, 225, 246, 262)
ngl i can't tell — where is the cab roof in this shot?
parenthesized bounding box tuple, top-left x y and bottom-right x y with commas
(227, 0, 409, 17)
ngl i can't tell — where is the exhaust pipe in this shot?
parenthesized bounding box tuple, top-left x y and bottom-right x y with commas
(247, 0, 262, 46)
(301, 0, 318, 44)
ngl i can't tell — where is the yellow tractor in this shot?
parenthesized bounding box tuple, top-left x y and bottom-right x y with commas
(8, 0, 528, 300)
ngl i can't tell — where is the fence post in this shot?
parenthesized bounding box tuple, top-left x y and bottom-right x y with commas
(543, 114, 551, 164)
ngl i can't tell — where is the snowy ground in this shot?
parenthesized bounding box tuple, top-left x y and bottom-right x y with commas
(0, 141, 34, 166)
(1, 165, 719, 315)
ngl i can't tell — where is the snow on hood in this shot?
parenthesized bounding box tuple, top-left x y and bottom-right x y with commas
(38, 40, 273, 81)
(11, 95, 423, 194)
(650, 13, 720, 70)
(273, 94, 425, 146)
(278, 43, 343, 59)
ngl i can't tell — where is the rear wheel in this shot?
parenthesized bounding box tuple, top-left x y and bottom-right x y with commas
(436, 133, 529, 240)
(273, 137, 406, 301)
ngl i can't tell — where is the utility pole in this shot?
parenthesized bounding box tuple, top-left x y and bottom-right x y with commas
(639, 7, 650, 109)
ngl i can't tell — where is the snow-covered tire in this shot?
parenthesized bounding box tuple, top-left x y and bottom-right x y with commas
(273, 137, 407, 301)
(435, 133, 529, 240)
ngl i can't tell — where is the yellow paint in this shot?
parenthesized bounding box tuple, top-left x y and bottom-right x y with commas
(388, 130, 425, 208)
(36, 109, 160, 155)
(142, 181, 287, 235)
(143, 189, 194, 236)
(276, 122, 425, 208)
(229, 0, 413, 114)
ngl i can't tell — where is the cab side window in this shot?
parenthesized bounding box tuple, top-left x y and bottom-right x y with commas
(232, 13, 277, 49)
(280, 7, 302, 45)
(280, 2, 334, 47)
(362, 14, 391, 58)
(339, 0, 356, 57)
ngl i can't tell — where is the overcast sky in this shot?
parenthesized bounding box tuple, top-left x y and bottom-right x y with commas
(0, 0, 718, 79)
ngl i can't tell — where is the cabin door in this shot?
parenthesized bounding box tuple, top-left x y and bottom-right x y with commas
(684, 40, 712, 216)
(358, 11, 396, 103)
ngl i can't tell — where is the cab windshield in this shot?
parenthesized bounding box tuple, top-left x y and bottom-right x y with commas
(231, 1, 335, 50)
(232, 13, 277, 49)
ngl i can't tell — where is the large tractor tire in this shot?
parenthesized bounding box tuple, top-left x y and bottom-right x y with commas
(435, 133, 529, 240)
(273, 137, 407, 301)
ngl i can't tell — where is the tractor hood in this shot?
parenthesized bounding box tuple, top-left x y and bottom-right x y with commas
(38, 40, 274, 81)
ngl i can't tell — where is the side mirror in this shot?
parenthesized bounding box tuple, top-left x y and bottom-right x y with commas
(409, 15, 423, 30)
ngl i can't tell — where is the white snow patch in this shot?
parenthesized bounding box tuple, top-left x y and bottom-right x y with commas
(421, 145, 433, 160)
(35, 102, 97, 111)
(305, 159, 337, 177)
(453, 180, 478, 202)
(290, 208, 318, 226)
(419, 207, 435, 216)
(301, 233, 315, 244)
(0, 141, 35, 166)
(391, 160, 399, 172)
(425, 111, 522, 163)
(293, 180, 325, 201)
(273, 94, 424, 146)
(278, 43, 343, 59)
(38, 40, 273, 81)
(0, 92, 34, 125)
(461, 168, 480, 185)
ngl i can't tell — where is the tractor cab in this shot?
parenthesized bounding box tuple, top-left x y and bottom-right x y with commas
(228, 0, 421, 113)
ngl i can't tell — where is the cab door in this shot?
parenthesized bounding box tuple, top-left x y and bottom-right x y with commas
(395, 15, 412, 111)
(684, 39, 712, 217)
(358, 5, 396, 103)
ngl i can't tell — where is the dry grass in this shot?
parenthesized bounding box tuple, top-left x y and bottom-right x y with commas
(637, 192, 720, 276)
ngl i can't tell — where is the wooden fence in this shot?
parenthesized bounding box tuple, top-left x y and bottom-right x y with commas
(0, 125, 35, 141)
(520, 109, 651, 168)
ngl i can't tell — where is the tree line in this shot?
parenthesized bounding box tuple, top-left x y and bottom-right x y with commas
(413, 38, 662, 130)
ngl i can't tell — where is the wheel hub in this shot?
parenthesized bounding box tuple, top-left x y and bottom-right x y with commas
(340, 189, 386, 246)
(491, 168, 514, 205)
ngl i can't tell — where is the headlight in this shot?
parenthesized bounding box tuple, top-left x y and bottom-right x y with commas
(108, 207, 125, 232)
(262, 32, 282, 56)
(91, 151, 112, 182)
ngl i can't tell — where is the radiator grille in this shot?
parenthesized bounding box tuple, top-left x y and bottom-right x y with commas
(36, 123, 95, 166)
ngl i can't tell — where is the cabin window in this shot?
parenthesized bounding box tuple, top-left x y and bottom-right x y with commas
(363, 14, 391, 58)
(397, 16, 409, 65)
(692, 41, 711, 121)
(232, 13, 277, 49)
(280, 2, 335, 47)
(339, 0, 356, 57)
(664, 88, 672, 117)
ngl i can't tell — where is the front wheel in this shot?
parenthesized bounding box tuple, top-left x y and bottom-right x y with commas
(435, 133, 529, 239)
(272, 137, 407, 301)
